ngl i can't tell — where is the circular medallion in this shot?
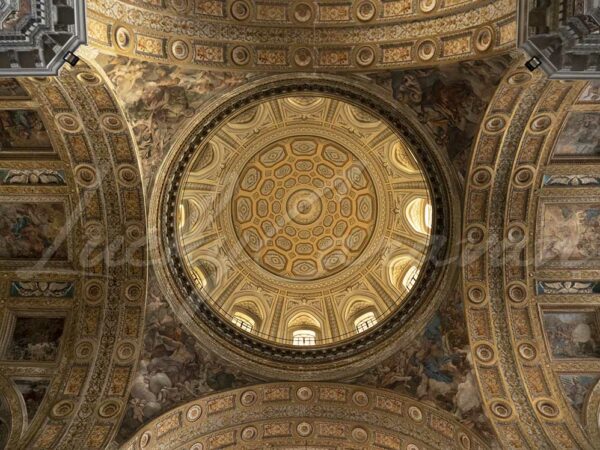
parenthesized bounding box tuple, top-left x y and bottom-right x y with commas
(474, 26, 493, 52)
(356, 0, 376, 21)
(293, 47, 313, 67)
(417, 40, 436, 61)
(352, 391, 369, 406)
(352, 426, 368, 442)
(297, 422, 313, 437)
(241, 426, 258, 440)
(186, 405, 202, 421)
(115, 27, 131, 49)
(171, 40, 190, 60)
(241, 390, 258, 406)
(297, 386, 314, 401)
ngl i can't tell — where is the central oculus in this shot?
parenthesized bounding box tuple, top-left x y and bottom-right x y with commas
(232, 137, 377, 281)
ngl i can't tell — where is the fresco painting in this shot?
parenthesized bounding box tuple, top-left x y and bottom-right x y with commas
(0, 202, 68, 260)
(553, 112, 600, 157)
(378, 55, 513, 180)
(14, 379, 49, 422)
(117, 278, 259, 441)
(5, 317, 65, 361)
(559, 374, 599, 417)
(578, 82, 600, 102)
(543, 311, 600, 359)
(352, 283, 494, 440)
(95, 55, 251, 190)
(540, 203, 600, 262)
(0, 110, 52, 153)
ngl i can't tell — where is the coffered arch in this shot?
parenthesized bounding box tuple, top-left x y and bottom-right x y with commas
(0, 65, 147, 449)
(85, 0, 517, 72)
(123, 382, 490, 450)
(463, 57, 600, 448)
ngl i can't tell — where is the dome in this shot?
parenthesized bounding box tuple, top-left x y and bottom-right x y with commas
(152, 75, 458, 377)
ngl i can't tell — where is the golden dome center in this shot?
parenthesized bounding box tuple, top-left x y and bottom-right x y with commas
(232, 137, 377, 281)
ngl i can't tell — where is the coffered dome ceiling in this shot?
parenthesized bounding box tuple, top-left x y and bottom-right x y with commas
(151, 75, 461, 378)
(176, 94, 431, 345)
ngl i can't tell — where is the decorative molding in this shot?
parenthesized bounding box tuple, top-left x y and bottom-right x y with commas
(86, 0, 516, 71)
(123, 382, 489, 450)
(463, 59, 598, 448)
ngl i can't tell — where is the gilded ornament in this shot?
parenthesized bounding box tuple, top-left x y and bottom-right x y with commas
(459, 432, 471, 449)
(51, 400, 75, 418)
(536, 400, 559, 418)
(297, 386, 313, 401)
(474, 27, 493, 52)
(241, 426, 258, 440)
(513, 167, 534, 186)
(76, 72, 102, 85)
(490, 400, 512, 419)
(98, 400, 121, 418)
(230, 0, 251, 20)
(507, 72, 532, 85)
(484, 116, 506, 133)
(408, 405, 424, 422)
(231, 46, 251, 65)
(125, 282, 143, 302)
(56, 113, 81, 133)
(471, 168, 492, 187)
(140, 431, 151, 448)
(355, 1, 376, 21)
(186, 405, 202, 422)
(116, 342, 136, 362)
(115, 27, 132, 50)
(169, 0, 188, 12)
(297, 422, 313, 437)
(240, 390, 257, 406)
(75, 340, 94, 360)
(355, 46, 376, 67)
(101, 113, 125, 132)
(118, 165, 138, 186)
(507, 282, 527, 303)
(517, 343, 536, 361)
(293, 2, 314, 23)
(419, 0, 436, 13)
(75, 165, 98, 187)
(352, 390, 369, 406)
(475, 344, 495, 363)
(530, 115, 552, 132)
(352, 426, 368, 442)
(125, 223, 144, 241)
(417, 40, 436, 61)
(171, 40, 190, 60)
(467, 286, 486, 304)
(466, 226, 484, 244)
(506, 225, 525, 244)
(293, 47, 313, 67)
